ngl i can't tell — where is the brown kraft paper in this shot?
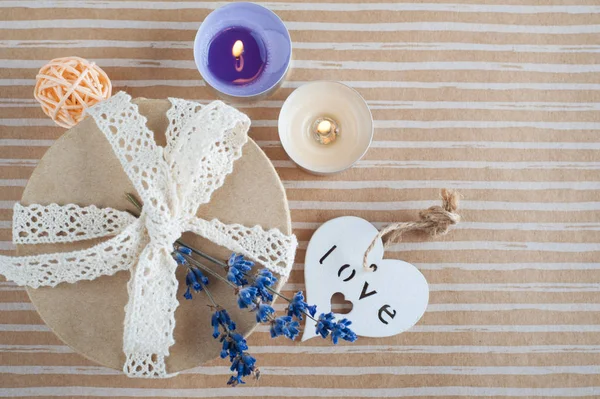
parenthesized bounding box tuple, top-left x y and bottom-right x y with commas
(16, 98, 292, 373)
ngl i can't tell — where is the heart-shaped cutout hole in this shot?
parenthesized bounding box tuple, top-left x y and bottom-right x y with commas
(330, 292, 353, 315)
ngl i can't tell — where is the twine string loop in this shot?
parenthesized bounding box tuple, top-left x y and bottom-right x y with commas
(362, 189, 461, 270)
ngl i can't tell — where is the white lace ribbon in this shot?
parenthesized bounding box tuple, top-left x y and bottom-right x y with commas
(0, 92, 298, 378)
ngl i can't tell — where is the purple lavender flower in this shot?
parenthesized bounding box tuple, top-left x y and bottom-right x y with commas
(270, 315, 300, 340)
(228, 254, 254, 271)
(173, 252, 187, 265)
(237, 286, 258, 309)
(221, 332, 249, 360)
(177, 246, 193, 255)
(287, 291, 317, 320)
(226, 253, 254, 286)
(227, 266, 248, 287)
(228, 353, 258, 386)
(252, 268, 277, 302)
(255, 303, 275, 323)
(183, 267, 209, 300)
(316, 312, 357, 344)
(315, 312, 336, 339)
(330, 317, 358, 344)
(211, 309, 236, 339)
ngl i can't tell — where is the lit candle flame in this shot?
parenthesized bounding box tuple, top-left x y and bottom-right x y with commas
(317, 120, 332, 134)
(232, 40, 244, 58)
(232, 40, 245, 72)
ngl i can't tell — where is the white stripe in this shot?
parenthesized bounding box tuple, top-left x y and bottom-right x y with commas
(291, 222, 600, 233)
(282, 283, 600, 293)
(0, 324, 50, 332)
(341, 160, 600, 170)
(1, 364, 599, 376)
(389, 241, 598, 252)
(0, 139, 54, 147)
(7, 118, 600, 131)
(0, 365, 120, 375)
(1, 344, 599, 355)
(458, 222, 600, 231)
(289, 200, 600, 211)
(5, 79, 600, 92)
(3, 40, 600, 55)
(0, 99, 37, 108)
(410, 325, 600, 333)
(0, 221, 11, 229)
(4, 2, 600, 14)
(292, 221, 600, 233)
(0, 345, 73, 354)
(4, 59, 600, 74)
(429, 283, 600, 293)
(293, 60, 600, 73)
(368, 101, 600, 111)
(287, 261, 600, 272)
(251, 344, 600, 354)
(0, 159, 38, 167)
(251, 100, 600, 112)
(415, 262, 600, 270)
(272, 303, 600, 312)
(0, 201, 16, 209)
(294, 42, 600, 54)
(6, 96, 600, 112)
(0, 242, 15, 250)
(5, 281, 599, 295)
(253, 119, 600, 130)
(0, 284, 25, 291)
(4, 281, 600, 293)
(0, 303, 34, 311)
(275, 159, 600, 170)
(3, 20, 600, 34)
(426, 304, 600, 312)
(2, 137, 599, 151)
(0, 387, 599, 398)
(283, 180, 600, 190)
(0, 180, 26, 187)
(257, 324, 600, 333)
(373, 120, 600, 130)
(4, 301, 600, 314)
(0, 119, 56, 127)
(261, 140, 600, 150)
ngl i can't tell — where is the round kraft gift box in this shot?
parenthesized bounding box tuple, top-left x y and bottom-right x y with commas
(16, 98, 292, 373)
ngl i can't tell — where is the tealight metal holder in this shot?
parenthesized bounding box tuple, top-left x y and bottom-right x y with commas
(278, 81, 373, 175)
(193, 2, 292, 102)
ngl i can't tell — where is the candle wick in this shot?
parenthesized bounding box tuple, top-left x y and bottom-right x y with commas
(235, 54, 244, 72)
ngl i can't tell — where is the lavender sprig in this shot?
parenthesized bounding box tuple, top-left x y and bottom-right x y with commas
(126, 193, 357, 385)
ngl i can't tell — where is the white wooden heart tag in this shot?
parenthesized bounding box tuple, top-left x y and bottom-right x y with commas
(302, 216, 429, 341)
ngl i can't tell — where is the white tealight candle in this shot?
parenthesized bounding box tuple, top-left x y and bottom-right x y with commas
(312, 116, 339, 145)
(278, 81, 373, 175)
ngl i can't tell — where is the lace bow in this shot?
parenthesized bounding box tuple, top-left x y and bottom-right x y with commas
(0, 92, 298, 378)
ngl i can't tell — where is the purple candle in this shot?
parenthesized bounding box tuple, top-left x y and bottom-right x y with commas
(208, 27, 267, 85)
(194, 3, 292, 100)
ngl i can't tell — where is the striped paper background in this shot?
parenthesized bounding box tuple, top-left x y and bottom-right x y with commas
(1, 0, 600, 398)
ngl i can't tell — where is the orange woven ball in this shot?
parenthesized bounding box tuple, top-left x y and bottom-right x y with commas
(34, 57, 112, 128)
